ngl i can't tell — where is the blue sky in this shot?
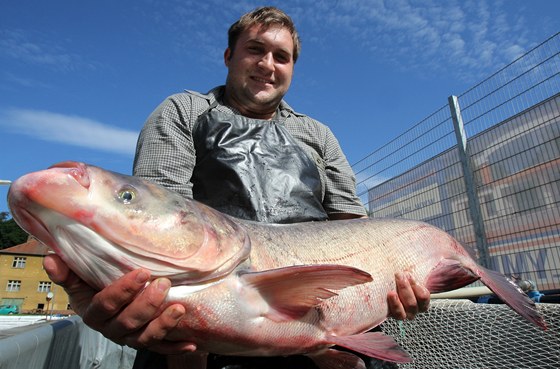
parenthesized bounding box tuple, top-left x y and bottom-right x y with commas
(1, 0, 559, 214)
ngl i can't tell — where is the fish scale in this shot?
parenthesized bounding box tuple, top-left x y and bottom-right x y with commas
(244, 220, 454, 332)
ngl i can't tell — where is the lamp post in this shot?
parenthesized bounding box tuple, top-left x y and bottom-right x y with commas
(46, 291, 54, 320)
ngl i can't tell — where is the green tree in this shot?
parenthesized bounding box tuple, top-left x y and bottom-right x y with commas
(0, 212, 28, 249)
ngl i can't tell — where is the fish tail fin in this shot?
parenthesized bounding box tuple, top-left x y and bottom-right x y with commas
(425, 258, 547, 330)
(479, 266, 547, 330)
(327, 331, 412, 363)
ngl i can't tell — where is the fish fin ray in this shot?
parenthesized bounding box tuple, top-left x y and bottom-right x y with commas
(327, 331, 411, 363)
(426, 259, 547, 330)
(240, 264, 372, 321)
(479, 267, 547, 330)
(308, 349, 366, 369)
(425, 258, 480, 293)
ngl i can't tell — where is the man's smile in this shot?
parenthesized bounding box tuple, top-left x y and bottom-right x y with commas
(251, 76, 274, 85)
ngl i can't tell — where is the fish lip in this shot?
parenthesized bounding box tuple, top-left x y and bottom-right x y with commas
(48, 161, 91, 189)
(48, 160, 82, 169)
(11, 206, 56, 250)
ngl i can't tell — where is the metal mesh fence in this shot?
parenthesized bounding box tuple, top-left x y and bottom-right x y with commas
(353, 32, 560, 292)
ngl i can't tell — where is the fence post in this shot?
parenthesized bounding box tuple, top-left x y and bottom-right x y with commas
(448, 95, 490, 267)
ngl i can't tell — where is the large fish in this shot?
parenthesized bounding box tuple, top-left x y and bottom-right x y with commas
(8, 162, 546, 368)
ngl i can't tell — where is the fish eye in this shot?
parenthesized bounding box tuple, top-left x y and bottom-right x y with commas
(117, 188, 136, 204)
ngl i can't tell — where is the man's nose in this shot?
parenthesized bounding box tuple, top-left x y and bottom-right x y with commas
(258, 52, 274, 71)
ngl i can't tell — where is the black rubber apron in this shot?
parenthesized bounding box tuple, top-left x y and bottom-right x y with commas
(191, 102, 328, 223)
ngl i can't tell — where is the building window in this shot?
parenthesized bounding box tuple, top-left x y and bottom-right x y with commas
(12, 257, 27, 268)
(7, 280, 21, 292)
(38, 281, 52, 293)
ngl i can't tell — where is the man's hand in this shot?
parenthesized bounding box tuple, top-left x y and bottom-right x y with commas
(387, 272, 431, 320)
(43, 254, 196, 354)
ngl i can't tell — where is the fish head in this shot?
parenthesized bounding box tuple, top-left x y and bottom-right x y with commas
(8, 161, 250, 290)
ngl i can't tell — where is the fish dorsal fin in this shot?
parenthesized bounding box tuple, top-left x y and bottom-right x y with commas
(240, 264, 372, 321)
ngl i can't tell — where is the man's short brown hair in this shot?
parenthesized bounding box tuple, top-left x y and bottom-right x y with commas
(228, 6, 301, 63)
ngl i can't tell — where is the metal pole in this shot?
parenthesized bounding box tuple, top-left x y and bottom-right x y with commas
(46, 292, 54, 320)
(448, 95, 490, 267)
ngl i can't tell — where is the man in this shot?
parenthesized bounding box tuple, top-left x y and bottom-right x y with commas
(44, 6, 430, 369)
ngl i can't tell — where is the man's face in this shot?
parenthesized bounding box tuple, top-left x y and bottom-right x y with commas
(224, 25, 295, 118)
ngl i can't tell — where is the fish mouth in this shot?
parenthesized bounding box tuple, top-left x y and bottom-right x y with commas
(8, 194, 56, 250)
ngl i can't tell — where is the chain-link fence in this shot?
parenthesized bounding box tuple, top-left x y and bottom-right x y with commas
(382, 299, 560, 369)
(353, 32, 560, 292)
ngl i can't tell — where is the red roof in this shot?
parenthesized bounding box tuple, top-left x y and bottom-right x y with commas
(0, 238, 53, 256)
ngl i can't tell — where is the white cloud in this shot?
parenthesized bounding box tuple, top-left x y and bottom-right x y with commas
(0, 108, 138, 156)
(0, 29, 98, 72)
(502, 44, 525, 62)
(283, 0, 535, 81)
(1, 72, 51, 89)
(354, 170, 389, 206)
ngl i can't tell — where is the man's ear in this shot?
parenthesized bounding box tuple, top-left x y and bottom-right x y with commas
(224, 48, 232, 66)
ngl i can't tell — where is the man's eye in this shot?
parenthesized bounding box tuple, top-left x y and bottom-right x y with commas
(275, 54, 290, 63)
(248, 46, 263, 53)
(118, 189, 136, 204)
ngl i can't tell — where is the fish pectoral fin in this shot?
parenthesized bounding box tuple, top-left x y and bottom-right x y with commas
(425, 258, 480, 293)
(240, 264, 372, 321)
(308, 349, 366, 369)
(327, 331, 412, 363)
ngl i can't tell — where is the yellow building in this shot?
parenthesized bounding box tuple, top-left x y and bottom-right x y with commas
(0, 238, 73, 314)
